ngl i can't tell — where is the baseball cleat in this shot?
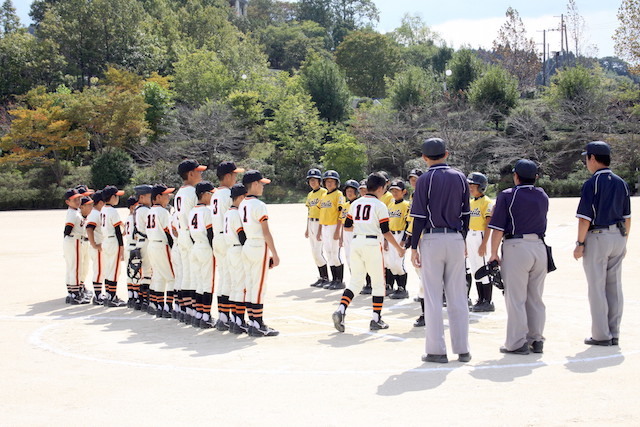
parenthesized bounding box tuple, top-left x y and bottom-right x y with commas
(458, 353, 472, 363)
(612, 338, 619, 346)
(472, 301, 495, 312)
(328, 281, 346, 290)
(369, 319, 389, 331)
(230, 320, 249, 334)
(500, 343, 530, 355)
(530, 341, 544, 353)
(413, 315, 425, 327)
(104, 296, 127, 308)
(584, 337, 612, 346)
(389, 288, 409, 299)
(385, 286, 393, 297)
(140, 301, 149, 311)
(147, 304, 157, 315)
(200, 317, 213, 329)
(359, 285, 372, 295)
(92, 295, 104, 306)
(215, 319, 230, 331)
(332, 311, 345, 332)
(191, 316, 201, 327)
(322, 280, 334, 289)
(422, 354, 448, 363)
(309, 278, 324, 287)
(127, 298, 134, 308)
(248, 324, 279, 337)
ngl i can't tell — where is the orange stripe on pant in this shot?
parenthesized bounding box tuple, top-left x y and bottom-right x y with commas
(165, 245, 175, 277)
(256, 244, 268, 304)
(75, 239, 80, 287)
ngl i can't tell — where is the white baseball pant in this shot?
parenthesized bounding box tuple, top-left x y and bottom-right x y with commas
(343, 229, 353, 267)
(227, 245, 246, 302)
(347, 236, 385, 297)
(213, 235, 231, 296)
(383, 232, 407, 275)
(191, 242, 214, 295)
(178, 236, 196, 291)
(102, 238, 122, 283)
(466, 230, 489, 284)
(242, 240, 270, 304)
(63, 236, 81, 287)
(307, 218, 326, 267)
(89, 246, 103, 284)
(321, 224, 342, 266)
(171, 241, 182, 291)
(148, 241, 175, 293)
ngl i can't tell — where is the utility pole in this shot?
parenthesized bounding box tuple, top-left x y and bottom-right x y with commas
(560, 14, 564, 55)
(542, 30, 546, 86)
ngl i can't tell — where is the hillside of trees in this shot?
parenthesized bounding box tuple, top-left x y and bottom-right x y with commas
(0, 0, 639, 209)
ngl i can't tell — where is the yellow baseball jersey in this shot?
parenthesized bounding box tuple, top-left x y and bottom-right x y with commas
(146, 205, 171, 243)
(318, 189, 344, 225)
(347, 196, 389, 237)
(380, 191, 393, 207)
(189, 204, 213, 245)
(388, 199, 410, 232)
(469, 195, 494, 231)
(406, 193, 415, 235)
(239, 195, 268, 240)
(339, 198, 357, 223)
(306, 187, 327, 219)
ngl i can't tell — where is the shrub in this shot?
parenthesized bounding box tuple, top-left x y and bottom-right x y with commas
(91, 149, 134, 189)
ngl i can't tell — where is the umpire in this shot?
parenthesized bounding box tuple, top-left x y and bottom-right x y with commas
(410, 138, 471, 364)
(489, 159, 549, 355)
(574, 141, 631, 347)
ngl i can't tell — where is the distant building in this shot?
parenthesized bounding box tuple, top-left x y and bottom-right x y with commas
(229, 0, 248, 17)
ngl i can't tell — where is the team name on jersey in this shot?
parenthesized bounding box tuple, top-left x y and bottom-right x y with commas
(470, 207, 482, 217)
(320, 199, 334, 208)
(389, 209, 404, 218)
(308, 197, 321, 207)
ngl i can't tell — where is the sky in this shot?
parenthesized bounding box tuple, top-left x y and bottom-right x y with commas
(11, 0, 622, 57)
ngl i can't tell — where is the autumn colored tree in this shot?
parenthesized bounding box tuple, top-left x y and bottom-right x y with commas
(614, 0, 640, 74)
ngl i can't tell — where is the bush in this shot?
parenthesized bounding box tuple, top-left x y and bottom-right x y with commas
(91, 149, 134, 189)
(469, 65, 519, 126)
(387, 66, 439, 111)
(321, 130, 367, 182)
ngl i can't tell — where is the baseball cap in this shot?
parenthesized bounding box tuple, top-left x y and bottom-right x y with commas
(512, 159, 538, 180)
(102, 185, 125, 200)
(408, 169, 423, 179)
(242, 170, 271, 185)
(151, 184, 175, 198)
(91, 190, 104, 204)
(217, 161, 245, 177)
(422, 137, 446, 157)
(75, 185, 94, 196)
(81, 196, 94, 206)
(307, 168, 322, 179)
(134, 184, 153, 195)
(195, 181, 215, 195)
(359, 179, 367, 189)
(378, 171, 390, 182)
(178, 159, 207, 175)
(581, 141, 611, 156)
(231, 183, 247, 198)
(64, 188, 82, 200)
(126, 196, 138, 208)
(389, 180, 406, 191)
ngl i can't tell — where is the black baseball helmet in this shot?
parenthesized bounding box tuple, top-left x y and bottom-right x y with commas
(344, 179, 359, 192)
(467, 172, 488, 193)
(322, 170, 340, 186)
(408, 168, 423, 179)
(306, 168, 322, 180)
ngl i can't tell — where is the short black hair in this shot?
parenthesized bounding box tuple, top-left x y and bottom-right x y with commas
(519, 177, 536, 185)
(151, 193, 160, 203)
(426, 153, 446, 161)
(366, 173, 386, 191)
(588, 153, 611, 166)
(179, 171, 189, 181)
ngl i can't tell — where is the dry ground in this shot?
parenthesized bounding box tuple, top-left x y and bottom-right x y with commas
(1, 198, 639, 426)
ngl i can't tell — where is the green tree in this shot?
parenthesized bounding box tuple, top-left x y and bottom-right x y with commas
(1, 0, 20, 34)
(447, 48, 483, 93)
(173, 49, 235, 105)
(389, 13, 440, 47)
(614, 0, 640, 73)
(544, 65, 606, 124)
(91, 148, 134, 188)
(256, 20, 328, 72)
(246, 0, 298, 30)
(143, 80, 174, 141)
(321, 128, 366, 180)
(300, 55, 351, 122)
(387, 66, 439, 111)
(468, 65, 519, 128)
(335, 31, 401, 98)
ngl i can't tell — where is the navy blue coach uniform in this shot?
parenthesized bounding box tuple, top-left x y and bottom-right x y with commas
(411, 138, 471, 363)
(489, 159, 549, 355)
(575, 141, 631, 347)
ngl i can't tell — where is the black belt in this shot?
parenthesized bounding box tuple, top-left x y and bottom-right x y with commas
(232, 244, 242, 247)
(390, 230, 403, 234)
(354, 235, 377, 239)
(309, 218, 319, 221)
(589, 225, 613, 230)
(218, 231, 224, 234)
(426, 228, 459, 234)
(505, 234, 542, 240)
(82, 237, 89, 242)
(152, 240, 164, 243)
(107, 236, 115, 238)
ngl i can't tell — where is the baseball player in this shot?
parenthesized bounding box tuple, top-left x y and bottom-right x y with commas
(62, 188, 86, 304)
(317, 170, 345, 290)
(132, 185, 153, 311)
(174, 159, 206, 324)
(211, 161, 244, 331)
(225, 184, 249, 334)
(411, 138, 471, 364)
(306, 168, 329, 287)
(406, 169, 426, 327)
(170, 209, 183, 319)
(146, 184, 176, 317)
(100, 185, 127, 307)
(85, 190, 105, 304)
(466, 172, 495, 313)
(239, 170, 280, 337)
(124, 195, 138, 307)
(332, 173, 406, 332)
(574, 141, 631, 347)
(385, 179, 411, 299)
(189, 181, 216, 328)
(378, 171, 396, 295)
(78, 195, 94, 303)
(341, 179, 360, 268)
(357, 179, 373, 295)
(489, 159, 549, 355)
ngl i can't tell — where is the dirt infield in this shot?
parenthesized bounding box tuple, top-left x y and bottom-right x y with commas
(1, 197, 639, 426)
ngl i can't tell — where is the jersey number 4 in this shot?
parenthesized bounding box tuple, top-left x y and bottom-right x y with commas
(354, 204, 371, 221)
(191, 214, 199, 229)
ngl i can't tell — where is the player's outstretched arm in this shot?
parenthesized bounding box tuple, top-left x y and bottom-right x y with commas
(261, 220, 280, 268)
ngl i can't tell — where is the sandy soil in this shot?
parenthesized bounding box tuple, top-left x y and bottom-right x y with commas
(1, 198, 639, 426)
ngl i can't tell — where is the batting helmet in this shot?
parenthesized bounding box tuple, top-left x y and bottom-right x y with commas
(322, 170, 341, 186)
(407, 168, 423, 179)
(306, 168, 322, 180)
(344, 179, 359, 192)
(467, 172, 488, 193)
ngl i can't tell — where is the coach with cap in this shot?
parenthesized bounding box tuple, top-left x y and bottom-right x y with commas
(410, 137, 471, 364)
(574, 141, 631, 347)
(489, 159, 549, 355)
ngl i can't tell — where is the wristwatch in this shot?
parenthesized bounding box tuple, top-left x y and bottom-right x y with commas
(576, 241, 585, 247)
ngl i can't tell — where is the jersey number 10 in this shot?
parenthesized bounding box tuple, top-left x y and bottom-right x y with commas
(354, 204, 371, 221)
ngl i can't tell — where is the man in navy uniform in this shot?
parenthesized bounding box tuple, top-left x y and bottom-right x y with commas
(410, 137, 471, 364)
(489, 159, 549, 355)
(574, 141, 631, 347)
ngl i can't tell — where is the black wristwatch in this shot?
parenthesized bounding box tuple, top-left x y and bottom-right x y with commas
(576, 241, 585, 247)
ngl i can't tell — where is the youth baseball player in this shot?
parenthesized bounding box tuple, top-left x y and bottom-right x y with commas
(174, 159, 206, 324)
(239, 170, 280, 337)
(225, 184, 248, 334)
(124, 195, 138, 307)
(85, 190, 105, 304)
(132, 185, 153, 310)
(341, 179, 360, 268)
(78, 195, 94, 303)
(357, 179, 373, 296)
(407, 169, 426, 327)
(385, 179, 410, 299)
(189, 181, 216, 328)
(466, 172, 495, 312)
(378, 171, 396, 295)
(101, 185, 127, 307)
(306, 168, 329, 287)
(63, 188, 85, 304)
(170, 209, 183, 319)
(146, 184, 176, 317)
(317, 170, 345, 290)
(331, 173, 406, 332)
(211, 161, 244, 331)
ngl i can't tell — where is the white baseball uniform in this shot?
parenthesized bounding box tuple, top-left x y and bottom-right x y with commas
(100, 204, 123, 284)
(63, 207, 83, 289)
(239, 196, 271, 304)
(224, 206, 246, 303)
(85, 208, 104, 285)
(188, 204, 214, 295)
(146, 205, 175, 294)
(78, 213, 91, 286)
(134, 205, 152, 285)
(174, 185, 197, 291)
(306, 187, 327, 267)
(211, 187, 232, 296)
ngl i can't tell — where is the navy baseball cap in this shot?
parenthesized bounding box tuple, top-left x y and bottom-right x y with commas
(64, 188, 82, 200)
(134, 184, 153, 195)
(126, 196, 138, 208)
(307, 168, 322, 179)
(195, 181, 215, 195)
(231, 183, 247, 198)
(512, 159, 538, 180)
(389, 180, 406, 191)
(422, 138, 446, 157)
(408, 169, 423, 179)
(102, 185, 125, 200)
(81, 196, 94, 206)
(178, 159, 207, 175)
(582, 141, 611, 156)
(91, 190, 104, 204)
(151, 184, 175, 197)
(242, 170, 271, 185)
(217, 161, 244, 177)
(75, 185, 94, 196)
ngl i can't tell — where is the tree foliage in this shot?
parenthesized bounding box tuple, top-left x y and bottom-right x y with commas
(173, 50, 235, 105)
(468, 65, 519, 127)
(387, 66, 439, 111)
(447, 49, 483, 94)
(300, 55, 351, 122)
(256, 20, 328, 72)
(1, 0, 20, 34)
(614, 0, 640, 74)
(321, 128, 366, 180)
(91, 148, 134, 188)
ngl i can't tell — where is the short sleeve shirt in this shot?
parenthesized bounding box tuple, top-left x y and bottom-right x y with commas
(101, 205, 122, 239)
(489, 185, 549, 235)
(380, 191, 393, 208)
(319, 189, 344, 225)
(146, 205, 171, 243)
(469, 195, 494, 231)
(388, 199, 410, 232)
(189, 204, 213, 245)
(224, 207, 244, 246)
(347, 196, 389, 237)
(306, 187, 328, 219)
(211, 187, 231, 234)
(65, 208, 83, 239)
(125, 214, 135, 245)
(85, 208, 103, 244)
(576, 168, 631, 226)
(239, 196, 268, 240)
(174, 186, 197, 239)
